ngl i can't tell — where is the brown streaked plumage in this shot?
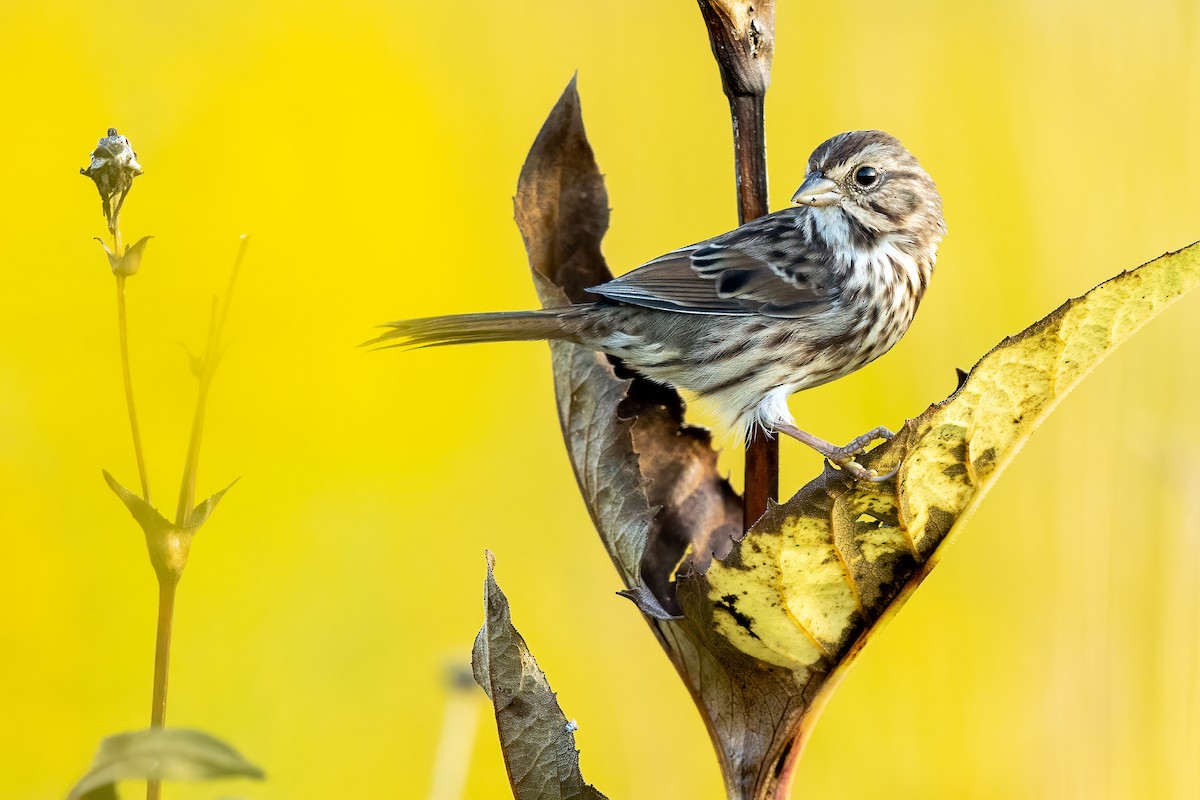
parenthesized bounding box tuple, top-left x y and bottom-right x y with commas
(373, 130, 946, 480)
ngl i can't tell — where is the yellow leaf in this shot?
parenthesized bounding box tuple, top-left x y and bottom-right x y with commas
(702, 242, 1200, 681)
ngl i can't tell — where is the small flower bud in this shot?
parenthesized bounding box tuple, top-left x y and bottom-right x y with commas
(81, 128, 143, 233)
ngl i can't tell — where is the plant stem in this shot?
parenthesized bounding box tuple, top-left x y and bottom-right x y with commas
(726, 93, 779, 533)
(148, 237, 247, 800)
(116, 274, 152, 503)
(694, 7, 792, 800)
(694, 1, 780, 531)
(145, 578, 178, 800)
(106, 212, 167, 800)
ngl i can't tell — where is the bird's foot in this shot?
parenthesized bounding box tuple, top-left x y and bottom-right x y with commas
(825, 427, 897, 482)
(824, 455, 898, 483)
(777, 423, 898, 482)
(827, 426, 895, 459)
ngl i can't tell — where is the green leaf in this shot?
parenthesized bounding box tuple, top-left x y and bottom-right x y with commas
(93, 238, 119, 271)
(67, 728, 264, 800)
(472, 552, 607, 800)
(93, 236, 152, 276)
(179, 343, 206, 379)
(190, 480, 238, 528)
(102, 470, 172, 535)
(102, 471, 236, 579)
(114, 236, 153, 276)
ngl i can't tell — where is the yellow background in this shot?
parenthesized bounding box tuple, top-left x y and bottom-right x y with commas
(3, 0, 1199, 797)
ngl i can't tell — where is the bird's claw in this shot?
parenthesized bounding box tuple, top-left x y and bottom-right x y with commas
(824, 427, 899, 482)
(825, 457, 899, 483)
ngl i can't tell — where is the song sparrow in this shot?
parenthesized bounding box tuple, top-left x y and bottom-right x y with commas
(374, 130, 946, 480)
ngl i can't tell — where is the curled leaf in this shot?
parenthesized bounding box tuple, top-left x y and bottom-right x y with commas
(94, 238, 118, 270)
(515, 76, 741, 618)
(66, 727, 263, 800)
(472, 552, 607, 800)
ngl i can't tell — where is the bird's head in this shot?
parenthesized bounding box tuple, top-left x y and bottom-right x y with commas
(792, 130, 946, 255)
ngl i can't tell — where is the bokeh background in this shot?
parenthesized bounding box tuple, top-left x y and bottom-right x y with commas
(3, 0, 1200, 797)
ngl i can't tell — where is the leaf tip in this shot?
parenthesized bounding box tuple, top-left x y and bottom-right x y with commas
(616, 583, 683, 620)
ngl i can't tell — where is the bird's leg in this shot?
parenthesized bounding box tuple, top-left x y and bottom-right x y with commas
(775, 423, 897, 482)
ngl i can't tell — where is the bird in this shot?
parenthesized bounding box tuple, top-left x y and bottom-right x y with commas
(372, 130, 946, 480)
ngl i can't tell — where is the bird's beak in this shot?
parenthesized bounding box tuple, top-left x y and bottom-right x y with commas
(792, 175, 840, 207)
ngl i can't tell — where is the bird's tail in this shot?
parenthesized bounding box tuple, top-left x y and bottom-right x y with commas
(366, 309, 574, 349)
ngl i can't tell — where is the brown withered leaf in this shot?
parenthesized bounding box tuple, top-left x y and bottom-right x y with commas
(514, 76, 741, 618)
(472, 552, 607, 800)
(515, 78, 801, 800)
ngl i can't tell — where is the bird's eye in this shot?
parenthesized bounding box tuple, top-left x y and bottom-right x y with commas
(854, 166, 879, 187)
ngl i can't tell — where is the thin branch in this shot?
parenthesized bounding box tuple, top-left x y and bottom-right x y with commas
(174, 298, 219, 527)
(694, 0, 779, 532)
(174, 236, 249, 526)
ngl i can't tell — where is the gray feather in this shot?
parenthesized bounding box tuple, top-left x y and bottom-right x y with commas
(586, 209, 836, 318)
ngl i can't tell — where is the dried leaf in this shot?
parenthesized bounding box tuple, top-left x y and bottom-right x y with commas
(472, 552, 607, 800)
(514, 76, 741, 617)
(80, 128, 142, 231)
(66, 727, 263, 800)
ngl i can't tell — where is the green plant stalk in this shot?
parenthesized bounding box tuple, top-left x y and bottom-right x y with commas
(147, 237, 248, 800)
(149, 579, 177, 724)
(115, 265, 151, 503)
(175, 302, 219, 527)
(145, 578, 176, 800)
(106, 217, 165, 800)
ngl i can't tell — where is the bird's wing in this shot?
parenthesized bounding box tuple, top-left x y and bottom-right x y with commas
(587, 215, 837, 318)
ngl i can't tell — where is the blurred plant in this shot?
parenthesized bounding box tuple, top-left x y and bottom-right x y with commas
(67, 729, 263, 800)
(77, 129, 258, 800)
(426, 662, 481, 800)
(432, 5, 1200, 800)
